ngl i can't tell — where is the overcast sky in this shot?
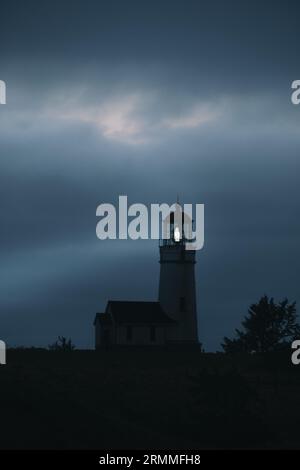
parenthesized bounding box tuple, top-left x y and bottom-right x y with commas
(0, 0, 300, 350)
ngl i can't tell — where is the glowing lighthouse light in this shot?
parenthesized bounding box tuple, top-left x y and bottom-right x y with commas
(174, 226, 181, 242)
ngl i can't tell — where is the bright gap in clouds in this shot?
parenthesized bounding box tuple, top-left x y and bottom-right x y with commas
(53, 92, 223, 145)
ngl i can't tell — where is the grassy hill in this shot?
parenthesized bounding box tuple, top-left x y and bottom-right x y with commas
(0, 349, 299, 449)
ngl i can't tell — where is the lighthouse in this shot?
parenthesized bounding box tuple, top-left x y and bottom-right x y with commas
(94, 201, 201, 349)
(158, 204, 198, 344)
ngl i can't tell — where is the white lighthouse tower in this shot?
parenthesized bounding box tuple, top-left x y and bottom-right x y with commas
(158, 204, 198, 344)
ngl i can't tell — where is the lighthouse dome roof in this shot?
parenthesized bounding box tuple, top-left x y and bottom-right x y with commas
(162, 204, 193, 242)
(163, 203, 192, 225)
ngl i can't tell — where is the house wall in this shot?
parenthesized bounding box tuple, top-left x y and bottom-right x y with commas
(95, 321, 101, 349)
(95, 320, 168, 348)
(116, 325, 166, 346)
(95, 321, 114, 349)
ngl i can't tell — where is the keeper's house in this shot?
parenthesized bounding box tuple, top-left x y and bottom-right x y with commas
(94, 301, 175, 347)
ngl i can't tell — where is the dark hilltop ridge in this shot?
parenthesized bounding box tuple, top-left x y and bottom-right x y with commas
(0, 348, 298, 449)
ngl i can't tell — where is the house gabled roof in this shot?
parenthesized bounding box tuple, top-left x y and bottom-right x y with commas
(106, 301, 176, 325)
(93, 313, 112, 326)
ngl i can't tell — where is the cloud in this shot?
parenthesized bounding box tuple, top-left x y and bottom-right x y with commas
(163, 104, 221, 129)
(4, 80, 297, 153)
(55, 94, 147, 145)
(44, 91, 224, 145)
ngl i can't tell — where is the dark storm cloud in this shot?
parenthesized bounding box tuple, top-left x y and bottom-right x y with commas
(2, 2, 300, 73)
(0, 0, 300, 349)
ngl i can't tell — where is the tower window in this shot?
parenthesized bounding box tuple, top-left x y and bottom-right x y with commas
(150, 326, 156, 342)
(126, 325, 132, 342)
(180, 297, 186, 312)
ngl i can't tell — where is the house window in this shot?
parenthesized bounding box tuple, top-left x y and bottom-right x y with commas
(180, 297, 186, 312)
(126, 325, 132, 342)
(150, 326, 156, 342)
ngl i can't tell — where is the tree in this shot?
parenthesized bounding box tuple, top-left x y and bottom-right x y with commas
(48, 336, 76, 351)
(222, 295, 300, 353)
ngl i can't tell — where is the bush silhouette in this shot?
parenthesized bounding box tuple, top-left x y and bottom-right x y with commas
(222, 296, 300, 353)
(48, 336, 76, 351)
